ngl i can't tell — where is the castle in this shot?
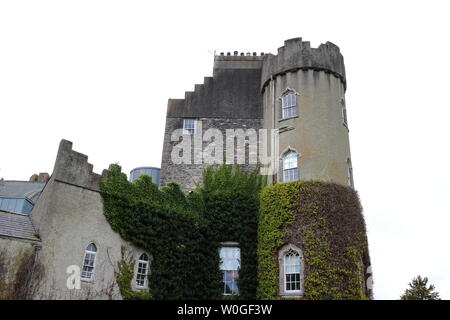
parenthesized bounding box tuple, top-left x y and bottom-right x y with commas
(0, 37, 371, 300)
(160, 37, 352, 192)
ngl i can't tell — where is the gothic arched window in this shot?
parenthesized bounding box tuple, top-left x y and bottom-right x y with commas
(282, 150, 299, 182)
(284, 249, 301, 292)
(136, 253, 149, 288)
(81, 243, 97, 281)
(281, 91, 298, 119)
(278, 244, 304, 297)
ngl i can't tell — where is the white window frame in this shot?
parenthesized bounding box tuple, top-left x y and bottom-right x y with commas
(284, 250, 301, 293)
(135, 253, 149, 289)
(282, 150, 299, 182)
(347, 158, 354, 188)
(278, 244, 304, 297)
(183, 119, 196, 135)
(341, 98, 348, 127)
(280, 89, 298, 119)
(81, 243, 97, 281)
(219, 243, 240, 296)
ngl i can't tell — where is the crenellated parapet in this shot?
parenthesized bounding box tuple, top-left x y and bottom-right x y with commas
(52, 140, 102, 191)
(261, 37, 346, 91)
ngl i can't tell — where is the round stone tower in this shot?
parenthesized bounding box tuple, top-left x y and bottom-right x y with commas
(261, 38, 353, 187)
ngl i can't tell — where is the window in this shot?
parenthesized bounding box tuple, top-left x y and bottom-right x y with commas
(136, 253, 149, 288)
(81, 243, 97, 281)
(278, 244, 303, 297)
(219, 246, 240, 295)
(347, 158, 354, 188)
(183, 119, 196, 135)
(284, 249, 301, 292)
(341, 98, 348, 127)
(282, 150, 299, 182)
(281, 91, 297, 119)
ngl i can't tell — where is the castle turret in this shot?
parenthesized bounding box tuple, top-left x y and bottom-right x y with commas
(261, 37, 353, 187)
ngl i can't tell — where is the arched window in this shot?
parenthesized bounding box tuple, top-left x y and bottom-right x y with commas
(284, 249, 301, 292)
(281, 91, 297, 119)
(278, 244, 303, 297)
(81, 243, 97, 281)
(219, 245, 240, 295)
(136, 253, 149, 288)
(282, 150, 299, 182)
(347, 158, 354, 188)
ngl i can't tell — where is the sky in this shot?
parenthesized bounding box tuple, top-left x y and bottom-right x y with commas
(1, 0, 449, 300)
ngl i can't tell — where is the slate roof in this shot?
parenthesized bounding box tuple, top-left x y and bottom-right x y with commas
(0, 180, 46, 203)
(0, 210, 40, 241)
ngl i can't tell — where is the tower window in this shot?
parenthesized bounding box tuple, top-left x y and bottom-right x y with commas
(347, 158, 354, 188)
(281, 91, 297, 119)
(136, 253, 149, 288)
(278, 244, 303, 297)
(282, 150, 299, 182)
(341, 98, 348, 127)
(183, 119, 196, 135)
(219, 246, 240, 295)
(81, 243, 97, 281)
(284, 249, 301, 292)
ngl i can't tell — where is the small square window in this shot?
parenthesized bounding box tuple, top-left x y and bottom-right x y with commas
(183, 119, 196, 135)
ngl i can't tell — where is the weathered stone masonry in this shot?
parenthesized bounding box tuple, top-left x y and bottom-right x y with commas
(160, 37, 353, 191)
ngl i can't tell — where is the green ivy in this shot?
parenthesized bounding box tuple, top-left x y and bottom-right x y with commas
(101, 165, 370, 300)
(116, 247, 152, 300)
(100, 164, 264, 300)
(257, 180, 371, 300)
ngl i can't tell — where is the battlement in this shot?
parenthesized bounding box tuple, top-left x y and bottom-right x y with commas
(215, 51, 265, 59)
(213, 52, 264, 73)
(52, 140, 102, 191)
(261, 37, 346, 90)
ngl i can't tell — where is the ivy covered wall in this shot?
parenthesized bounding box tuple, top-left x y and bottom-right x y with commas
(100, 164, 264, 299)
(100, 165, 370, 300)
(257, 180, 371, 300)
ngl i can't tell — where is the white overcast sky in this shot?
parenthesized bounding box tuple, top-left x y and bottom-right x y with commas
(1, 0, 449, 300)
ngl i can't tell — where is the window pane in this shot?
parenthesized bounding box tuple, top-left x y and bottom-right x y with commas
(139, 253, 149, 261)
(219, 247, 240, 271)
(283, 168, 299, 182)
(183, 119, 196, 134)
(86, 243, 97, 252)
(136, 259, 148, 287)
(222, 270, 239, 295)
(284, 249, 301, 292)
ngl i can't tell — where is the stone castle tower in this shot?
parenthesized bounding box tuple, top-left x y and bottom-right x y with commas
(160, 37, 353, 191)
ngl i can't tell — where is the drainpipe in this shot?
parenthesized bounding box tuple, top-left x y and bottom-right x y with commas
(271, 75, 278, 184)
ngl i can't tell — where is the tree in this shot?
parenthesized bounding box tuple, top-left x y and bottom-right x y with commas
(400, 275, 441, 300)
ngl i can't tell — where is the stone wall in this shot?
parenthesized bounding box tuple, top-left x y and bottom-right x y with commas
(0, 237, 40, 299)
(160, 117, 262, 191)
(262, 68, 352, 187)
(160, 54, 264, 191)
(30, 140, 149, 299)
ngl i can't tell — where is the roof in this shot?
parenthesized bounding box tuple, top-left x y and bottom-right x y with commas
(0, 180, 46, 203)
(0, 210, 40, 241)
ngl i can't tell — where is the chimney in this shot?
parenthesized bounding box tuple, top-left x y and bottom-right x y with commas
(38, 173, 50, 183)
(29, 173, 50, 183)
